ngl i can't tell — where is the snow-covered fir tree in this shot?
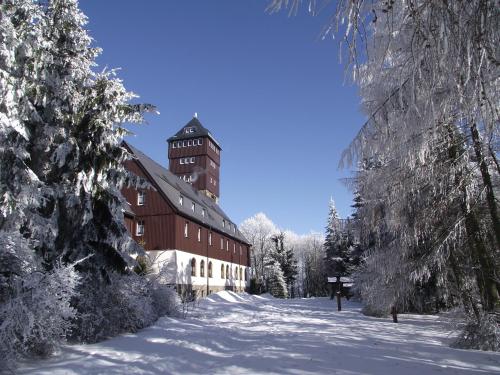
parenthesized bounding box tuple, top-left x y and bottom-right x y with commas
(324, 199, 352, 280)
(267, 261, 288, 299)
(0, 0, 163, 364)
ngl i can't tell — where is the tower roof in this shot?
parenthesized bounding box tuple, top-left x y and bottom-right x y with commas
(167, 117, 221, 149)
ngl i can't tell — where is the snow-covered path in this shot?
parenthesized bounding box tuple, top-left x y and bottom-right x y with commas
(18, 292, 500, 375)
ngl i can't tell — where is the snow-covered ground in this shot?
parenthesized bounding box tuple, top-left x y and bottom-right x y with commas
(18, 292, 500, 375)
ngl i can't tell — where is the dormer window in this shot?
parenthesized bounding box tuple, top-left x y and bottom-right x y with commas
(202, 208, 206, 218)
(191, 202, 195, 212)
(137, 191, 145, 206)
(222, 220, 225, 228)
(184, 127, 195, 134)
(179, 195, 184, 205)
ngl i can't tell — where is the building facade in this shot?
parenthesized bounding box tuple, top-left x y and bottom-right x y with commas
(122, 117, 251, 297)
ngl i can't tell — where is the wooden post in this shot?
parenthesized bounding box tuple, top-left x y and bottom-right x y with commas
(336, 276, 342, 311)
(391, 305, 398, 323)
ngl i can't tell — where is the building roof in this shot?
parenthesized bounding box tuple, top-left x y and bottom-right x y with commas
(124, 141, 249, 245)
(166, 117, 221, 149)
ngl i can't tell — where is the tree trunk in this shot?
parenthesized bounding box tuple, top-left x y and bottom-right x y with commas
(468, 123, 500, 310)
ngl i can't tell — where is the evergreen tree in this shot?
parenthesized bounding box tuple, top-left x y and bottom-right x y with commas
(324, 199, 352, 279)
(0, 0, 156, 354)
(267, 261, 288, 299)
(270, 232, 297, 297)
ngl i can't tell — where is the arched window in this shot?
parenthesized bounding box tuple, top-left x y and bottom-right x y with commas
(200, 260, 205, 277)
(221, 264, 225, 279)
(191, 258, 196, 277)
(240, 267, 242, 281)
(226, 265, 229, 280)
(234, 268, 238, 279)
(245, 269, 248, 281)
(208, 262, 213, 278)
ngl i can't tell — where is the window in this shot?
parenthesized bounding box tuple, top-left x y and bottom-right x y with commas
(191, 258, 196, 277)
(208, 262, 213, 278)
(209, 232, 212, 246)
(137, 191, 145, 206)
(214, 180, 217, 186)
(234, 268, 238, 279)
(183, 141, 187, 147)
(244, 269, 248, 281)
(239, 246, 242, 256)
(220, 238, 223, 249)
(233, 225, 236, 233)
(177, 141, 181, 148)
(179, 195, 184, 205)
(226, 240, 229, 251)
(192, 202, 195, 212)
(190, 157, 195, 164)
(221, 264, 225, 279)
(240, 268, 243, 281)
(226, 265, 229, 280)
(136, 220, 144, 236)
(200, 260, 205, 277)
(172, 142, 176, 149)
(198, 139, 203, 145)
(184, 222, 189, 238)
(222, 220, 226, 228)
(233, 243, 236, 253)
(180, 159, 184, 165)
(197, 227, 201, 242)
(188, 140, 192, 146)
(202, 208, 206, 218)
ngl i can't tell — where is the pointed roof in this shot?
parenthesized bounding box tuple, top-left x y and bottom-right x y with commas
(167, 117, 221, 149)
(123, 141, 249, 245)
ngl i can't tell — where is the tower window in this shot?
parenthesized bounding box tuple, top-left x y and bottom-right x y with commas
(184, 222, 189, 238)
(190, 157, 195, 164)
(209, 232, 212, 246)
(198, 139, 203, 145)
(222, 220, 225, 228)
(202, 208, 206, 218)
(136, 220, 144, 236)
(180, 159, 184, 165)
(233, 243, 236, 253)
(220, 238, 223, 249)
(188, 140, 192, 146)
(192, 202, 195, 212)
(137, 191, 145, 206)
(172, 142, 176, 149)
(226, 240, 229, 251)
(197, 227, 201, 242)
(179, 195, 184, 205)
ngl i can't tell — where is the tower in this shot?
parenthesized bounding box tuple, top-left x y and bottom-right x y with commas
(167, 115, 221, 202)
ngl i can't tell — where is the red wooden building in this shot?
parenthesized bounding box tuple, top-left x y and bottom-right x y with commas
(122, 116, 251, 296)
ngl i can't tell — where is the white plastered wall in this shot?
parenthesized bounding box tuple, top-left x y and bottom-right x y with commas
(147, 249, 250, 291)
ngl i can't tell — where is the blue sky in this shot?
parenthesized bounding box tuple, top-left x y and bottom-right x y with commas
(80, 0, 365, 234)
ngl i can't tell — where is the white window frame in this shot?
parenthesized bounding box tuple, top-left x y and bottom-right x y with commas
(136, 220, 144, 236)
(188, 140, 192, 146)
(190, 157, 195, 164)
(209, 232, 212, 246)
(180, 159, 184, 165)
(202, 208, 206, 217)
(226, 240, 229, 251)
(198, 227, 201, 242)
(179, 195, 184, 205)
(222, 220, 225, 228)
(184, 222, 189, 238)
(172, 142, 176, 149)
(198, 139, 203, 145)
(137, 191, 145, 206)
(192, 202, 195, 212)
(183, 141, 187, 147)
